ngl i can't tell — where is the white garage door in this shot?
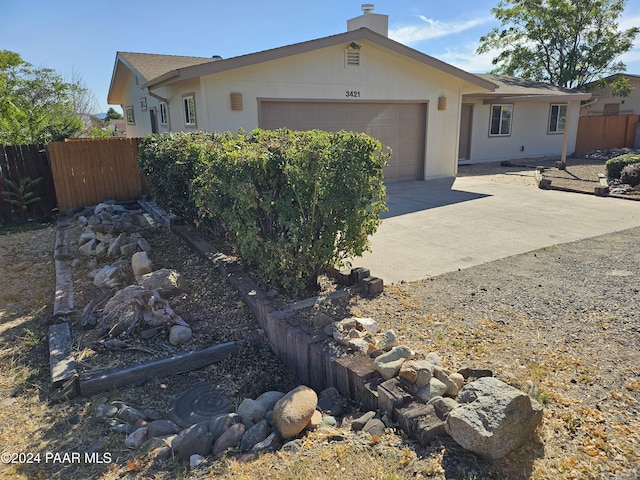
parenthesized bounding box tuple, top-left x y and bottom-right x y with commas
(259, 101, 426, 182)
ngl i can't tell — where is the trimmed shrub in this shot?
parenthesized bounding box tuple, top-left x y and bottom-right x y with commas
(620, 163, 640, 186)
(138, 128, 389, 297)
(605, 153, 640, 179)
(137, 131, 223, 223)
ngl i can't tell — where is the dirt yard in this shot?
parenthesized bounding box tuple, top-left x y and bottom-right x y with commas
(1, 159, 639, 479)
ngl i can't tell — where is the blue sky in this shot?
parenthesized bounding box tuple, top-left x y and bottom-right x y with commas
(3, 0, 640, 114)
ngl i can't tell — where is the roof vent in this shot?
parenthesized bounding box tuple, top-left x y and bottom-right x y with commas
(211, 55, 223, 60)
(362, 4, 374, 14)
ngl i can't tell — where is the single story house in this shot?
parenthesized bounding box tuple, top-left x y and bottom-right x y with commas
(581, 73, 640, 117)
(459, 75, 591, 163)
(108, 5, 590, 178)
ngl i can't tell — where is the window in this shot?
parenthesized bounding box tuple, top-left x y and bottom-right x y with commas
(125, 106, 135, 124)
(160, 102, 169, 125)
(489, 104, 512, 136)
(548, 104, 567, 133)
(183, 94, 196, 126)
(603, 103, 620, 116)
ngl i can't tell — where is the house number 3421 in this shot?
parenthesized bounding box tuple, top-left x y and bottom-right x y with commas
(345, 90, 360, 98)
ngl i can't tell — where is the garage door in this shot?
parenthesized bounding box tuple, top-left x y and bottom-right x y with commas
(259, 101, 426, 182)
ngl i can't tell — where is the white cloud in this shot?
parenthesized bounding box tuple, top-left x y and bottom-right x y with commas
(436, 43, 498, 73)
(389, 15, 492, 45)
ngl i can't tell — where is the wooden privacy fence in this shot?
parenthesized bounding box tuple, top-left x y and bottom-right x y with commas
(0, 143, 57, 223)
(575, 115, 639, 153)
(48, 138, 148, 212)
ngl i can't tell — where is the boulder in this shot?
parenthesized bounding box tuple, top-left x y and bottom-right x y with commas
(445, 377, 544, 461)
(273, 386, 318, 440)
(376, 329, 399, 351)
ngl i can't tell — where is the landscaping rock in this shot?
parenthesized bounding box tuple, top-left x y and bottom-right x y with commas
(445, 377, 544, 461)
(362, 418, 386, 437)
(251, 432, 282, 453)
(173, 422, 214, 461)
(212, 423, 246, 456)
(237, 398, 267, 425)
(416, 378, 448, 403)
(399, 360, 434, 387)
(351, 411, 376, 431)
(116, 405, 146, 424)
(209, 413, 243, 441)
(240, 419, 270, 451)
(146, 419, 180, 438)
(376, 329, 399, 351)
(373, 345, 413, 380)
(273, 385, 318, 440)
(169, 325, 192, 346)
(131, 252, 152, 278)
(138, 268, 185, 294)
(254, 391, 285, 412)
(124, 426, 148, 449)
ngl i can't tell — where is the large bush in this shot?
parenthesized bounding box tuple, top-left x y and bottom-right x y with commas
(138, 129, 389, 296)
(605, 153, 640, 179)
(138, 131, 222, 223)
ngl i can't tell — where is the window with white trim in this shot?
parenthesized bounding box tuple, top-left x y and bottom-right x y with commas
(489, 104, 513, 136)
(160, 102, 169, 125)
(183, 94, 196, 126)
(548, 104, 567, 133)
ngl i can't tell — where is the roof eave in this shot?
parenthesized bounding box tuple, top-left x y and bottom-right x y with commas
(142, 28, 498, 92)
(464, 92, 592, 103)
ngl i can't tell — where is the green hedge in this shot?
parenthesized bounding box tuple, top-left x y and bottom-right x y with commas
(138, 129, 389, 296)
(605, 153, 640, 179)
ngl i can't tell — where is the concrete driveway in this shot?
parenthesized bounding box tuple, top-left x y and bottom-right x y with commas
(355, 169, 640, 284)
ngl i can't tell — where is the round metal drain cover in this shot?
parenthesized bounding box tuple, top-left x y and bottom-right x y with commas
(169, 383, 234, 428)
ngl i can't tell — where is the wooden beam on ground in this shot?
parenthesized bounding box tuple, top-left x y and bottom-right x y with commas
(49, 322, 79, 399)
(53, 226, 74, 317)
(79, 340, 245, 396)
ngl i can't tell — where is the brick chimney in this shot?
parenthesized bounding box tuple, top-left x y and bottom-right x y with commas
(347, 4, 389, 37)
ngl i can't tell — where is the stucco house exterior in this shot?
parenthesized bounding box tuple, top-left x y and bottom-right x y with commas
(458, 75, 591, 163)
(581, 73, 640, 117)
(108, 5, 590, 178)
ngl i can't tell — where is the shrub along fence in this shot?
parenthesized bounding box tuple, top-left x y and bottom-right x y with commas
(0, 143, 57, 223)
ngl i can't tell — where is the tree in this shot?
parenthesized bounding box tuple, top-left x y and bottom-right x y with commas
(0, 50, 84, 144)
(105, 107, 123, 120)
(477, 0, 639, 90)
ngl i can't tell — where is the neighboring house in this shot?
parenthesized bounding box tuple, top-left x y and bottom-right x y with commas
(459, 75, 591, 163)
(108, 6, 496, 181)
(581, 73, 640, 117)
